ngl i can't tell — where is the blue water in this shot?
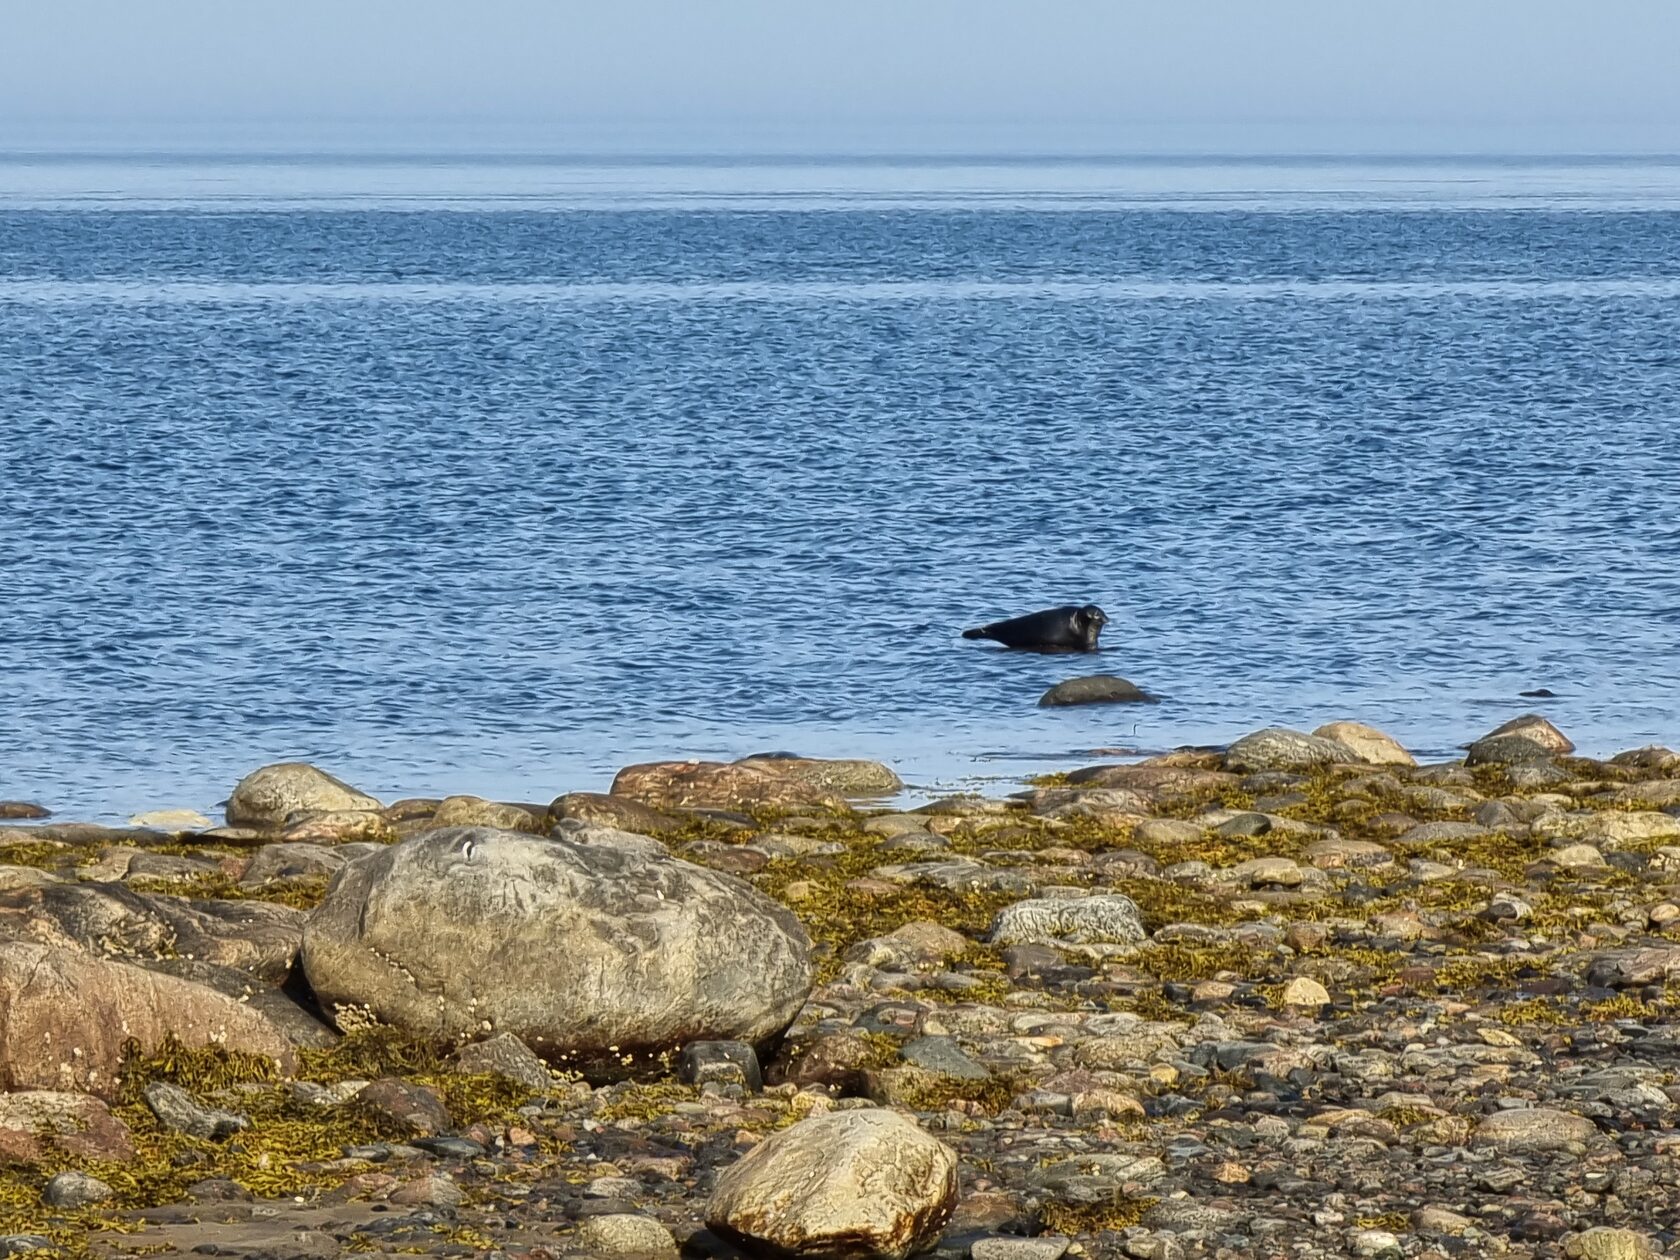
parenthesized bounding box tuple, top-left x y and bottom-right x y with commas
(3, 155, 1680, 820)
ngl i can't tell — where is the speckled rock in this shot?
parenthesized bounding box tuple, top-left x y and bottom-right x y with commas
(1224, 727, 1359, 772)
(301, 827, 813, 1066)
(707, 1109, 958, 1260)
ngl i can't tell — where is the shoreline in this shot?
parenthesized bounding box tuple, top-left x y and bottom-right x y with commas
(2, 713, 1679, 1256)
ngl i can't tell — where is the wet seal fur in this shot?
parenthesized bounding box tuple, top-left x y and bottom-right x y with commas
(961, 604, 1108, 652)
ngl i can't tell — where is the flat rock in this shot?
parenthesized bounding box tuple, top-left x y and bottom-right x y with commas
(547, 792, 680, 835)
(127, 808, 213, 831)
(706, 1109, 958, 1260)
(988, 894, 1145, 946)
(1564, 1228, 1661, 1260)
(0, 1090, 136, 1163)
(301, 827, 812, 1069)
(611, 760, 851, 814)
(1586, 946, 1680, 989)
(1037, 675, 1159, 707)
(1474, 1107, 1599, 1152)
(277, 808, 397, 845)
(0, 880, 303, 983)
(735, 756, 904, 796)
(425, 795, 546, 834)
(226, 762, 381, 828)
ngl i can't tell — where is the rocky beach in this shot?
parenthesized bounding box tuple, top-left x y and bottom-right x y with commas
(0, 713, 1677, 1259)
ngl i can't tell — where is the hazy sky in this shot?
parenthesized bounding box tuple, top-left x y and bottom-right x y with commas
(4, 0, 1679, 152)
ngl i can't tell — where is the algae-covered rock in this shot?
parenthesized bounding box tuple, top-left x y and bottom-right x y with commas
(611, 760, 851, 813)
(707, 1109, 958, 1260)
(736, 755, 904, 796)
(301, 827, 813, 1067)
(227, 762, 381, 828)
(0, 941, 297, 1097)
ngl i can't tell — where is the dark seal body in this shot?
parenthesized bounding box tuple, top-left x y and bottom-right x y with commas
(961, 604, 1108, 652)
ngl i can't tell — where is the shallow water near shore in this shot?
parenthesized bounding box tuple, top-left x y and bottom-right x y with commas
(3, 154, 1680, 821)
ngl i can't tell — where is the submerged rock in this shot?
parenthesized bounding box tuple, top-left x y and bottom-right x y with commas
(707, 1109, 958, 1260)
(301, 827, 813, 1068)
(225, 762, 381, 829)
(1037, 675, 1159, 707)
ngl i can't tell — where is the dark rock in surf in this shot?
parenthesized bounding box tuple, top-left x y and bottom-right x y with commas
(1037, 674, 1158, 707)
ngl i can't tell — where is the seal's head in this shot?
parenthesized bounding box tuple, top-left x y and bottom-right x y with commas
(1075, 604, 1109, 649)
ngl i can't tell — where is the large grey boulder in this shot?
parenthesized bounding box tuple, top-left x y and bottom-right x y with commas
(226, 762, 381, 828)
(1224, 727, 1360, 772)
(301, 827, 812, 1069)
(707, 1109, 958, 1260)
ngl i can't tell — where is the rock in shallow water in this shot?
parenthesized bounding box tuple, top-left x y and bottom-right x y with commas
(300, 826, 813, 1068)
(1037, 674, 1159, 707)
(1312, 720, 1415, 766)
(611, 760, 851, 813)
(706, 1109, 958, 1260)
(1224, 727, 1360, 772)
(225, 762, 381, 828)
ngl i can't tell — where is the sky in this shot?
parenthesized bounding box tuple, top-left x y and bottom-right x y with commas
(2, 0, 1679, 153)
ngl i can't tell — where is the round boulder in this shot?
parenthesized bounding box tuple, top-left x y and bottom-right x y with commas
(1223, 727, 1359, 772)
(300, 827, 813, 1070)
(707, 1109, 958, 1260)
(1482, 713, 1574, 755)
(1038, 675, 1159, 708)
(1311, 721, 1415, 766)
(226, 763, 380, 829)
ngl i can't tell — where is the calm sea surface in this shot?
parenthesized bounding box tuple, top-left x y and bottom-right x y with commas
(3, 155, 1680, 820)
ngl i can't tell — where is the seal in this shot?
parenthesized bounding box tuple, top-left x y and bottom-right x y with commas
(961, 604, 1108, 652)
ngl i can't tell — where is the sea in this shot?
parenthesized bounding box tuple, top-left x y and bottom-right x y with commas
(3, 153, 1680, 821)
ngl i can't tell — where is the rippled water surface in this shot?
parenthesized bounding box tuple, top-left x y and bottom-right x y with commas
(3, 155, 1680, 819)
